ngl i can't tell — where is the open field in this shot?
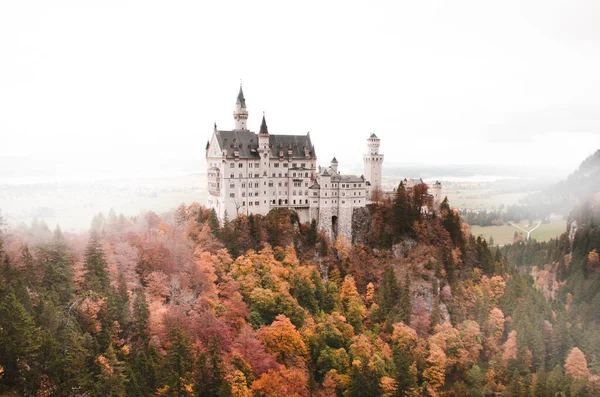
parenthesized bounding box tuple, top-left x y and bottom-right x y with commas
(469, 217, 567, 246)
(443, 188, 531, 210)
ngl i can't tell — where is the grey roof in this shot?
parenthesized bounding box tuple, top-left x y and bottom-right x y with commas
(259, 114, 268, 135)
(236, 86, 246, 108)
(370, 133, 379, 139)
(404, 178, 425, 187)
(331, 157, 338, 163)
(332, 174, 364, 183)
(269, 134, 314, 158)
(214, 130, 259, 158)
(212, 129, 315, 159)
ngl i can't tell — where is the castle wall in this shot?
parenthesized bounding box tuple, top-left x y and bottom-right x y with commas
(337, 206, 353, 242)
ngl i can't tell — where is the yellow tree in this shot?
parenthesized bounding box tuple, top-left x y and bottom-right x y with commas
(257, 314, 308, 368)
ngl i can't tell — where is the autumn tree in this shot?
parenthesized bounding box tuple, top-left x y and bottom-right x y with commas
(258, 314, 307, 368)
(564, 347, 590, 380)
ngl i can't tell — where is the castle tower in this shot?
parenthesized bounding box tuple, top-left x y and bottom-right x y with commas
(430, 181, 442, 211)
(330, 157, 338, 174)
(258, 113, 270, 214)
(364, 133, 384, 194)
(233, 85, 248, 130)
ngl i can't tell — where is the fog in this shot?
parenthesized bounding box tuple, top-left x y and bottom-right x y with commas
(1, 0, 600, 229)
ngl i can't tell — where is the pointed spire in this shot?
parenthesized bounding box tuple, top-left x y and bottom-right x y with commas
(259, 112, 269, 135)
(236, 85, 246, 108)
(331, 157, 338, 164)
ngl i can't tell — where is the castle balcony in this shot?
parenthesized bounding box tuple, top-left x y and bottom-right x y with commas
(207, 167, 221, 195)
(270, 202, 310, 210)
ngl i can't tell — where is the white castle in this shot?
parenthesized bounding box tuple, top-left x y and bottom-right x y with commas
(205, 86, 440, 241)
(205, 85, 385, 241)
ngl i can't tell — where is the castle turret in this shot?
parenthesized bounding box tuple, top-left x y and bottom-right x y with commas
(364, 133, 384, 195)
(258, 112, 269, 148)
(233, 85, 248, 130)
(330, 157, 338, 174)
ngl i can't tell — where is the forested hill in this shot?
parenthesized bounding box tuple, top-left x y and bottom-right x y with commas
(1, 184, 600, 396)
(522, 149, 600, 215)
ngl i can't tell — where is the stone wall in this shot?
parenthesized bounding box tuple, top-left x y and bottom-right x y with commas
(351, 206, 371, 244)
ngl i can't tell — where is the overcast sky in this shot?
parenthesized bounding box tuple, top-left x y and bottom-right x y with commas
(1, 0, 600, 181)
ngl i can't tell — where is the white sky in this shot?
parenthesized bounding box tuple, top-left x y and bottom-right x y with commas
(1, 0, 600, 180)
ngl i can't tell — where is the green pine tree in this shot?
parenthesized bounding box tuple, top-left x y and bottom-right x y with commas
(82, 230, 110, 294)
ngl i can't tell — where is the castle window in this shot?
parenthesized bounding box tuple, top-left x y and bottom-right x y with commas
(293, 173, 296, 177)
(248, 163, 252, 168)
(278, 182, 282, 187)
(292, 163, 297, 168)
(255, 201, 259, 206)
(255, 163, 259, 167)
(272, 173, 276, 177)
(305, 173, 308, 177)
(239, 163, 243, 168)
(274, 163, 280, 168)
(242, 183, 246, 188)
(305, 190, 308, 195)
(255, 183, 259, 188)
(299, 191, 302, 196)
(242, 192, 246, 197)
(230, 183, 235, 188)
(242, 201, 245, 206)
(325, 193, 327, 196)
(305, 199, 308, 204)
(283, 163, 288, 167)
(269, 182, 273, 187)
(279, 173, 282, 177)
(293, 200, 296, 204)
(285, 182, 288, 187)
(230, 174, 234, 178)
(230, 163, 235, 168)
(342, 200, 345, 204)
(230, 193, 235, 198)
(249, 201, 253, 206)
(301, 163, 305, 168)
(254, 174, 259, 178)
(239, 173, 243, 178)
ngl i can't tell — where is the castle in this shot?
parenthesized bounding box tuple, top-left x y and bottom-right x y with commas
(205, 86, 440, 241)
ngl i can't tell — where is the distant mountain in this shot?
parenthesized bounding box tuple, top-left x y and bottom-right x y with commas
(522, 149, 600, 214)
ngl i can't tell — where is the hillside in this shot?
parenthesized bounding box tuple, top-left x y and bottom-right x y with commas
(522, 149, 600, 215)
(1, 187, 600, 396)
